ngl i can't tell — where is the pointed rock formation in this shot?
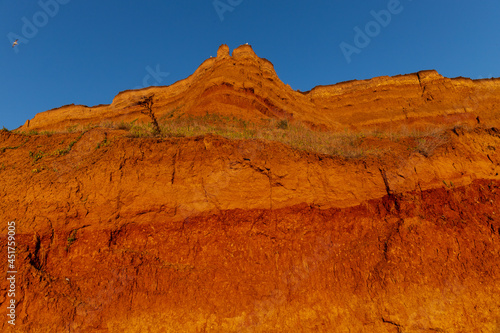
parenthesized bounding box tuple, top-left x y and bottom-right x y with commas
(1, 45, 500, 332)
(18, 44, 500, 132)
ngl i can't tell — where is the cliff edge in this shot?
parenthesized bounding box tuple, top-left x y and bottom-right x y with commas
(1, 45, 500, 332)
(18, 44, 500, 133)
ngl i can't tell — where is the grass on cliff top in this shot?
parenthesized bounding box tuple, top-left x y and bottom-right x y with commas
(102, 112, 451, 158)
(10, 112, 453, 159)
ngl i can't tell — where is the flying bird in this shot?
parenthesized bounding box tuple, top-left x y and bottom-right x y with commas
(12, 39, 18, 48)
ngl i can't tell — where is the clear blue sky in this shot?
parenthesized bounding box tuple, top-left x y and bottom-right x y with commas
(1, 0, 499, 130)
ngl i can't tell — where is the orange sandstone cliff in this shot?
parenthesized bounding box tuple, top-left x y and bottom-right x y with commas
(1, 45, 500, 332)
(19, 44, 500, 133)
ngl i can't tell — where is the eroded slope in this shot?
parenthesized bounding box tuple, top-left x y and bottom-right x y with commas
(2, 43, 500, 332)
(0, 125, 499, 331)
(18, 45, 500, 133)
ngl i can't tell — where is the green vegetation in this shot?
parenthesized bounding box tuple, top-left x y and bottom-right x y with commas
(410, 131, 450, 157)
(32, 166, 45, 173)
(53, 131, 87, 156)
(96, 137, 110, 149)
(443, 180, 455, 188)
(12, 129, 59, 137)
(29, 150, 46, 164)
(66, 230, 77, 250)
(0, 138, 28, 153)
(66, 125, 78, 133)
(276, 119, 289, 130)
(94, 111, 450, 159)
(4, 106, 453, 159)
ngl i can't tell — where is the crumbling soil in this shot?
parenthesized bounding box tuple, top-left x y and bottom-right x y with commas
(1, 44, 500, 332)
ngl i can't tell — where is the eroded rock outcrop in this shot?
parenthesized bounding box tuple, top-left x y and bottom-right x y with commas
(2, 45, 500, 332)
(1, 125, 500, 331)
(18, 45, 500, 133)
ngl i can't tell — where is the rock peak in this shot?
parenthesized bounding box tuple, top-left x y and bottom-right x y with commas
(216, 44, 257, 60)
(217, 44, 230, 59)
(16, 44, 500, 133)
(232, 44, 257, 59)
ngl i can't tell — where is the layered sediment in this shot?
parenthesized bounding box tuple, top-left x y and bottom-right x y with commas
(18, 45, 500, 133)
(1, 45, 500, 332)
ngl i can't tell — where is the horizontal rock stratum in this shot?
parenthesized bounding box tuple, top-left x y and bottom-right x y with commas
(18, 44, 500, 132)
(1, 45, 500, 332)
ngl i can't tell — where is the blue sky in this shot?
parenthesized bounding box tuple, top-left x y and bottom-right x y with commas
(1, 0, 499, 130)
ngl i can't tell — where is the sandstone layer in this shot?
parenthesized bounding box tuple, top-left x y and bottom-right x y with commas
(1, 45, 500, 332)
(18, 44, 500, 133)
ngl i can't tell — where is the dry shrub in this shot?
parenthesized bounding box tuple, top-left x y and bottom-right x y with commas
(95, 113, 459, 159)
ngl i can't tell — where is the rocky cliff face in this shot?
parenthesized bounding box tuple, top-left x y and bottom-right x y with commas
(2, 45, 500, 332)
(19, 44, 500, 133)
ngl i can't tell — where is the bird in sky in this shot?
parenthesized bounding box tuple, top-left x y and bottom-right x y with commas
(12, 39, 18, 48)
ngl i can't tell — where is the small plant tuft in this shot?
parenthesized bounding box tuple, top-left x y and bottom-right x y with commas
(29, 151, 46, 164)
(32, 166, 45, 173)
(40, 131, 55, 136)
(117, 121, 133, 130)
(413, 134, 449, 157)
(66, 125, 78, 133)
(66, 230, 77, 250)
(276, 119, 289, 130)
(53, 131, 87, 156)
(96, 137, 110, 149)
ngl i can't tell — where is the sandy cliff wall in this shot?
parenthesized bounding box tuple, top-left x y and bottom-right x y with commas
(18, 45, 500, 133)
(2, 44, 500, 332)
(0, 125, 499, 331)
